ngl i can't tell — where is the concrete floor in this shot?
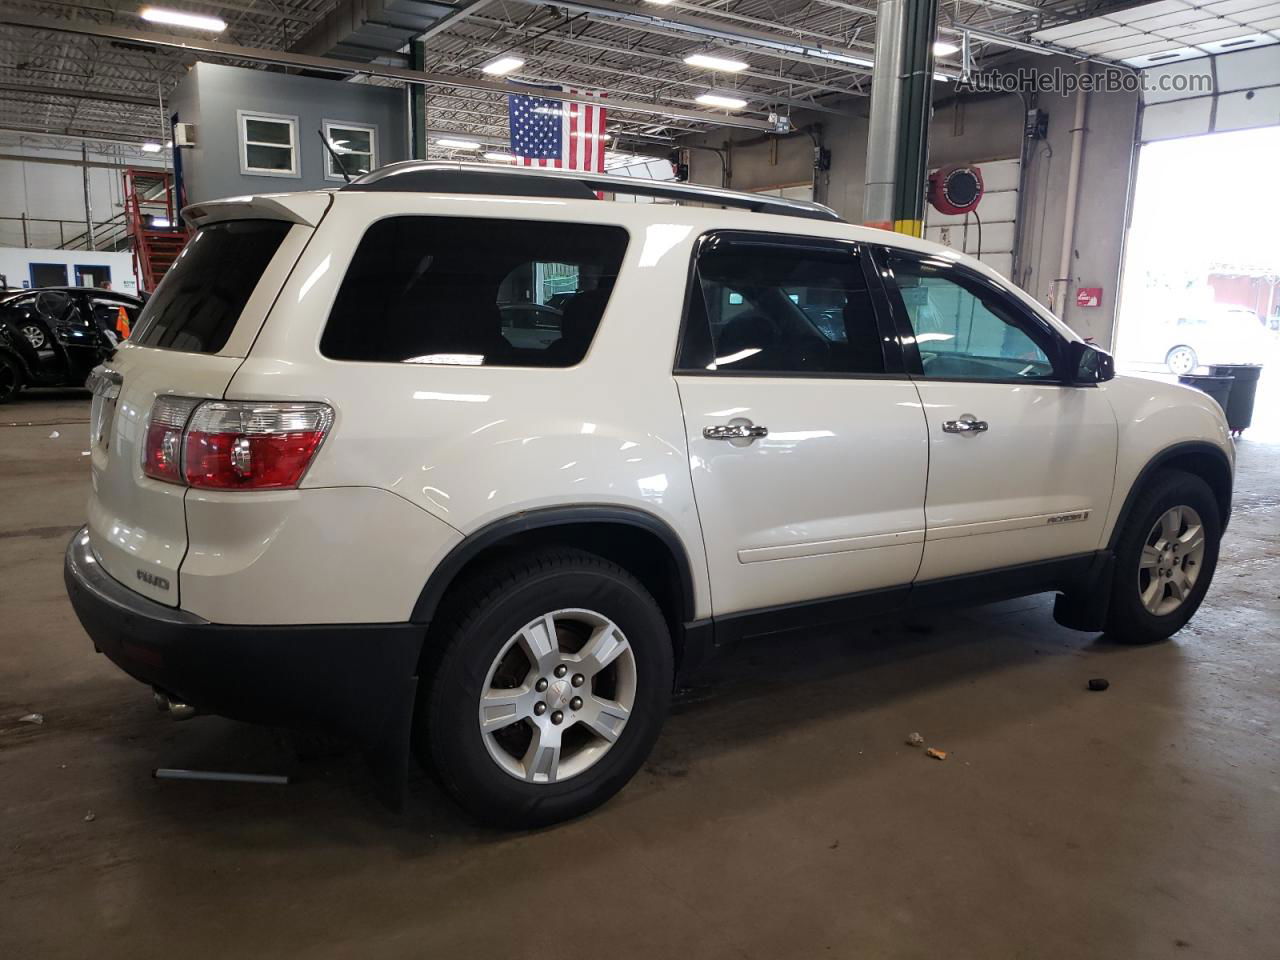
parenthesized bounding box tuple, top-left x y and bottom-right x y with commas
(2, 389, 1277, 959)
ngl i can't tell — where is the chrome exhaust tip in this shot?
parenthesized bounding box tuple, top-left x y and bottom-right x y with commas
(152, 688, 196, 721)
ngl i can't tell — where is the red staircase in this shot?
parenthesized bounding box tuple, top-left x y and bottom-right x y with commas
(124, 167, 189, 293)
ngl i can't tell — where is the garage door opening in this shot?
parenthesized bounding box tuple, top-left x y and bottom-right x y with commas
(1115, 125, 1280, 440)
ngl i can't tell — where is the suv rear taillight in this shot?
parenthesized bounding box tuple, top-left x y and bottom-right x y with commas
(142, 396, 202, 483)
(142, 398, 333, 490)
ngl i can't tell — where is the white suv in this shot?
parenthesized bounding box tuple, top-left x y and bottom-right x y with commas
(65, 163, 1234, 826)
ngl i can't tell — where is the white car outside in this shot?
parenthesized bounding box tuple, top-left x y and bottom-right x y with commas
(1123, 303, 1274, 375)
(65, 163, 1234, 826)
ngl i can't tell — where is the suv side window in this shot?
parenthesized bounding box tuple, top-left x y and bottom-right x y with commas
(676, 234, 885, 375)
(321, 217, 628, 367)
(883, 254, 1059, 382)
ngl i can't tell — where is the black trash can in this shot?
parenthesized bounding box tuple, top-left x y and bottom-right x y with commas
(1179, 374, 1234, 418)
(1207, 364, 1262, 434)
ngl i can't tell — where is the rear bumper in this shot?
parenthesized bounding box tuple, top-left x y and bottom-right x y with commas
(64, 527, 424, 797)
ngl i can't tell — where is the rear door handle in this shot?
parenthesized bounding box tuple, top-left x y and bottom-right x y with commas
(942, 415, 988, 435)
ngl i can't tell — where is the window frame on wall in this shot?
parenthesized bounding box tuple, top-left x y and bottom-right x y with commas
(321, 119, 378, 181)
(237, 110, 301, 178)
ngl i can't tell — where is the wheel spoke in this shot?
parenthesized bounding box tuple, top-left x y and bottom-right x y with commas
(1140, 576, 1164, 613)
(1167, 573, 1188, 603)
(1139, 545, 1161, 569)
(480, 686, 530, 733)
(519, 614, 559, 669)
(579, 696, 630, 743)
(576, 623, 629, 675)
(1161, 507, 1183, 541)
(523, 722, 562, 783)
(1179, 524, 1204, 555)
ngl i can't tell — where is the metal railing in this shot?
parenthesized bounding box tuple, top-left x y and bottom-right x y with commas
(0, 212, 131, 252)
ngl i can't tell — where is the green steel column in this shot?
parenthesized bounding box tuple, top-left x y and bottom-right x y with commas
(892, 0, 937, 237)
(409, 41, 427, 160)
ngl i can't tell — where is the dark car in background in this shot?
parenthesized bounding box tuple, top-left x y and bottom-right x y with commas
(0, 287, 141, 403)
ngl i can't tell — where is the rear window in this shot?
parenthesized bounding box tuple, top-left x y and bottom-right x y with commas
(131, 219, 291, 354)
(320, 216, 629, 367)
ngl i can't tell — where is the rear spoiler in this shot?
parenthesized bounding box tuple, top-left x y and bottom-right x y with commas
(182, 192, 333, 230)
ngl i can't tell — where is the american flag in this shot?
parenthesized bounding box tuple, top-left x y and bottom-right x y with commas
(508, 87, 607, 172)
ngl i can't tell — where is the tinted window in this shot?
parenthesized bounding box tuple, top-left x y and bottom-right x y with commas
(90, 297, 141, 343)
(886, 257, 1057, 381)
(132, 220, 290, 354)
(677, 236, 884, 375)
(321, 217, 628, 367)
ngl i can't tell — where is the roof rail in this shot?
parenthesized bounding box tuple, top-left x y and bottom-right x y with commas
(342, 161, 845, 223)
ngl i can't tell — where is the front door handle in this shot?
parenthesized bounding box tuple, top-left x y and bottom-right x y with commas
(942, 415, 989, 435)
(703, 418, 768, 442)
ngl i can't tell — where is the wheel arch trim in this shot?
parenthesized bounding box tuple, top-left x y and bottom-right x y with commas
(410, 505, 699, 625)
(1107, 440, 1233, 550)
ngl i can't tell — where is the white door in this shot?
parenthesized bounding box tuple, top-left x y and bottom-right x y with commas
(877, 251, 1118, 581)
(675, 233, 929, 618)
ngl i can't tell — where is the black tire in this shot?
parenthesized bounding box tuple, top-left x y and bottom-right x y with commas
(0, 353, 23, 404)
(1105, 469, 1220, 644)
(418, 547, 674, 828)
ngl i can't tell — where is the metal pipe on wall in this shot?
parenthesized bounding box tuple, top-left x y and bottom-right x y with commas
(81, 142, 96, 252)
(1054, 62, 1089, 318)
(862, 0, 906, 226)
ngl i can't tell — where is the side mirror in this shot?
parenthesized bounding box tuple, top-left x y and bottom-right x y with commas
(1069, 341, 1115, 384)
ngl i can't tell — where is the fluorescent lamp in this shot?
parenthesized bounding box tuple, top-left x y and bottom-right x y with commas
(933, 41, 959, 56)
(484, 152, 515, 162)
(151, 217, 172, 228)
(139, 7, 227, 32)
(435, 138, 481, 150)
(695, 93, 748, 110)
(141, 142, 163, 152)
(481, 56, 525, 76)
(644, 0, 675, 4)
(684, 53, 749, 73)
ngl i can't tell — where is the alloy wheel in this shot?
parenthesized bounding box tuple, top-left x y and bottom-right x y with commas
(21, 325, 45, 349)
(1138, 505, 1206, 616)
(478, 608, 637, 784)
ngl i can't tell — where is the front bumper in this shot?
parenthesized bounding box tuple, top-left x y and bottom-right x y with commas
(64, 527, 424, 800)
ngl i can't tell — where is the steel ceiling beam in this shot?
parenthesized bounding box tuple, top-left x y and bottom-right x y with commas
(0, 81, 160, 109)
(416, 0, 499, 42)
(459, 14, 870, 98)
(0, 12, 778, 130)
(430, 42, 862, 115)
(505, 0, 879, 70)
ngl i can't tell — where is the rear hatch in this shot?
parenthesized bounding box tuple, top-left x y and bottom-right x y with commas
(86, 193, 329, 606)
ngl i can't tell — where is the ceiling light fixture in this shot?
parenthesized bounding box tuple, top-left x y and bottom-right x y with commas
(695, 92, 748, 110)
(141, 142, 163, 152)
(139, 7, 227, 32)
(481, 55, 525, 76)
(435, 138, 482, 150)
(684, 52, 749, 72)
(484, 152, 515, 162)
(932, 41, 959, 57)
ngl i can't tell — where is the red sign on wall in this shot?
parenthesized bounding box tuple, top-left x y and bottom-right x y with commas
(1076, 287, 1102, 308)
